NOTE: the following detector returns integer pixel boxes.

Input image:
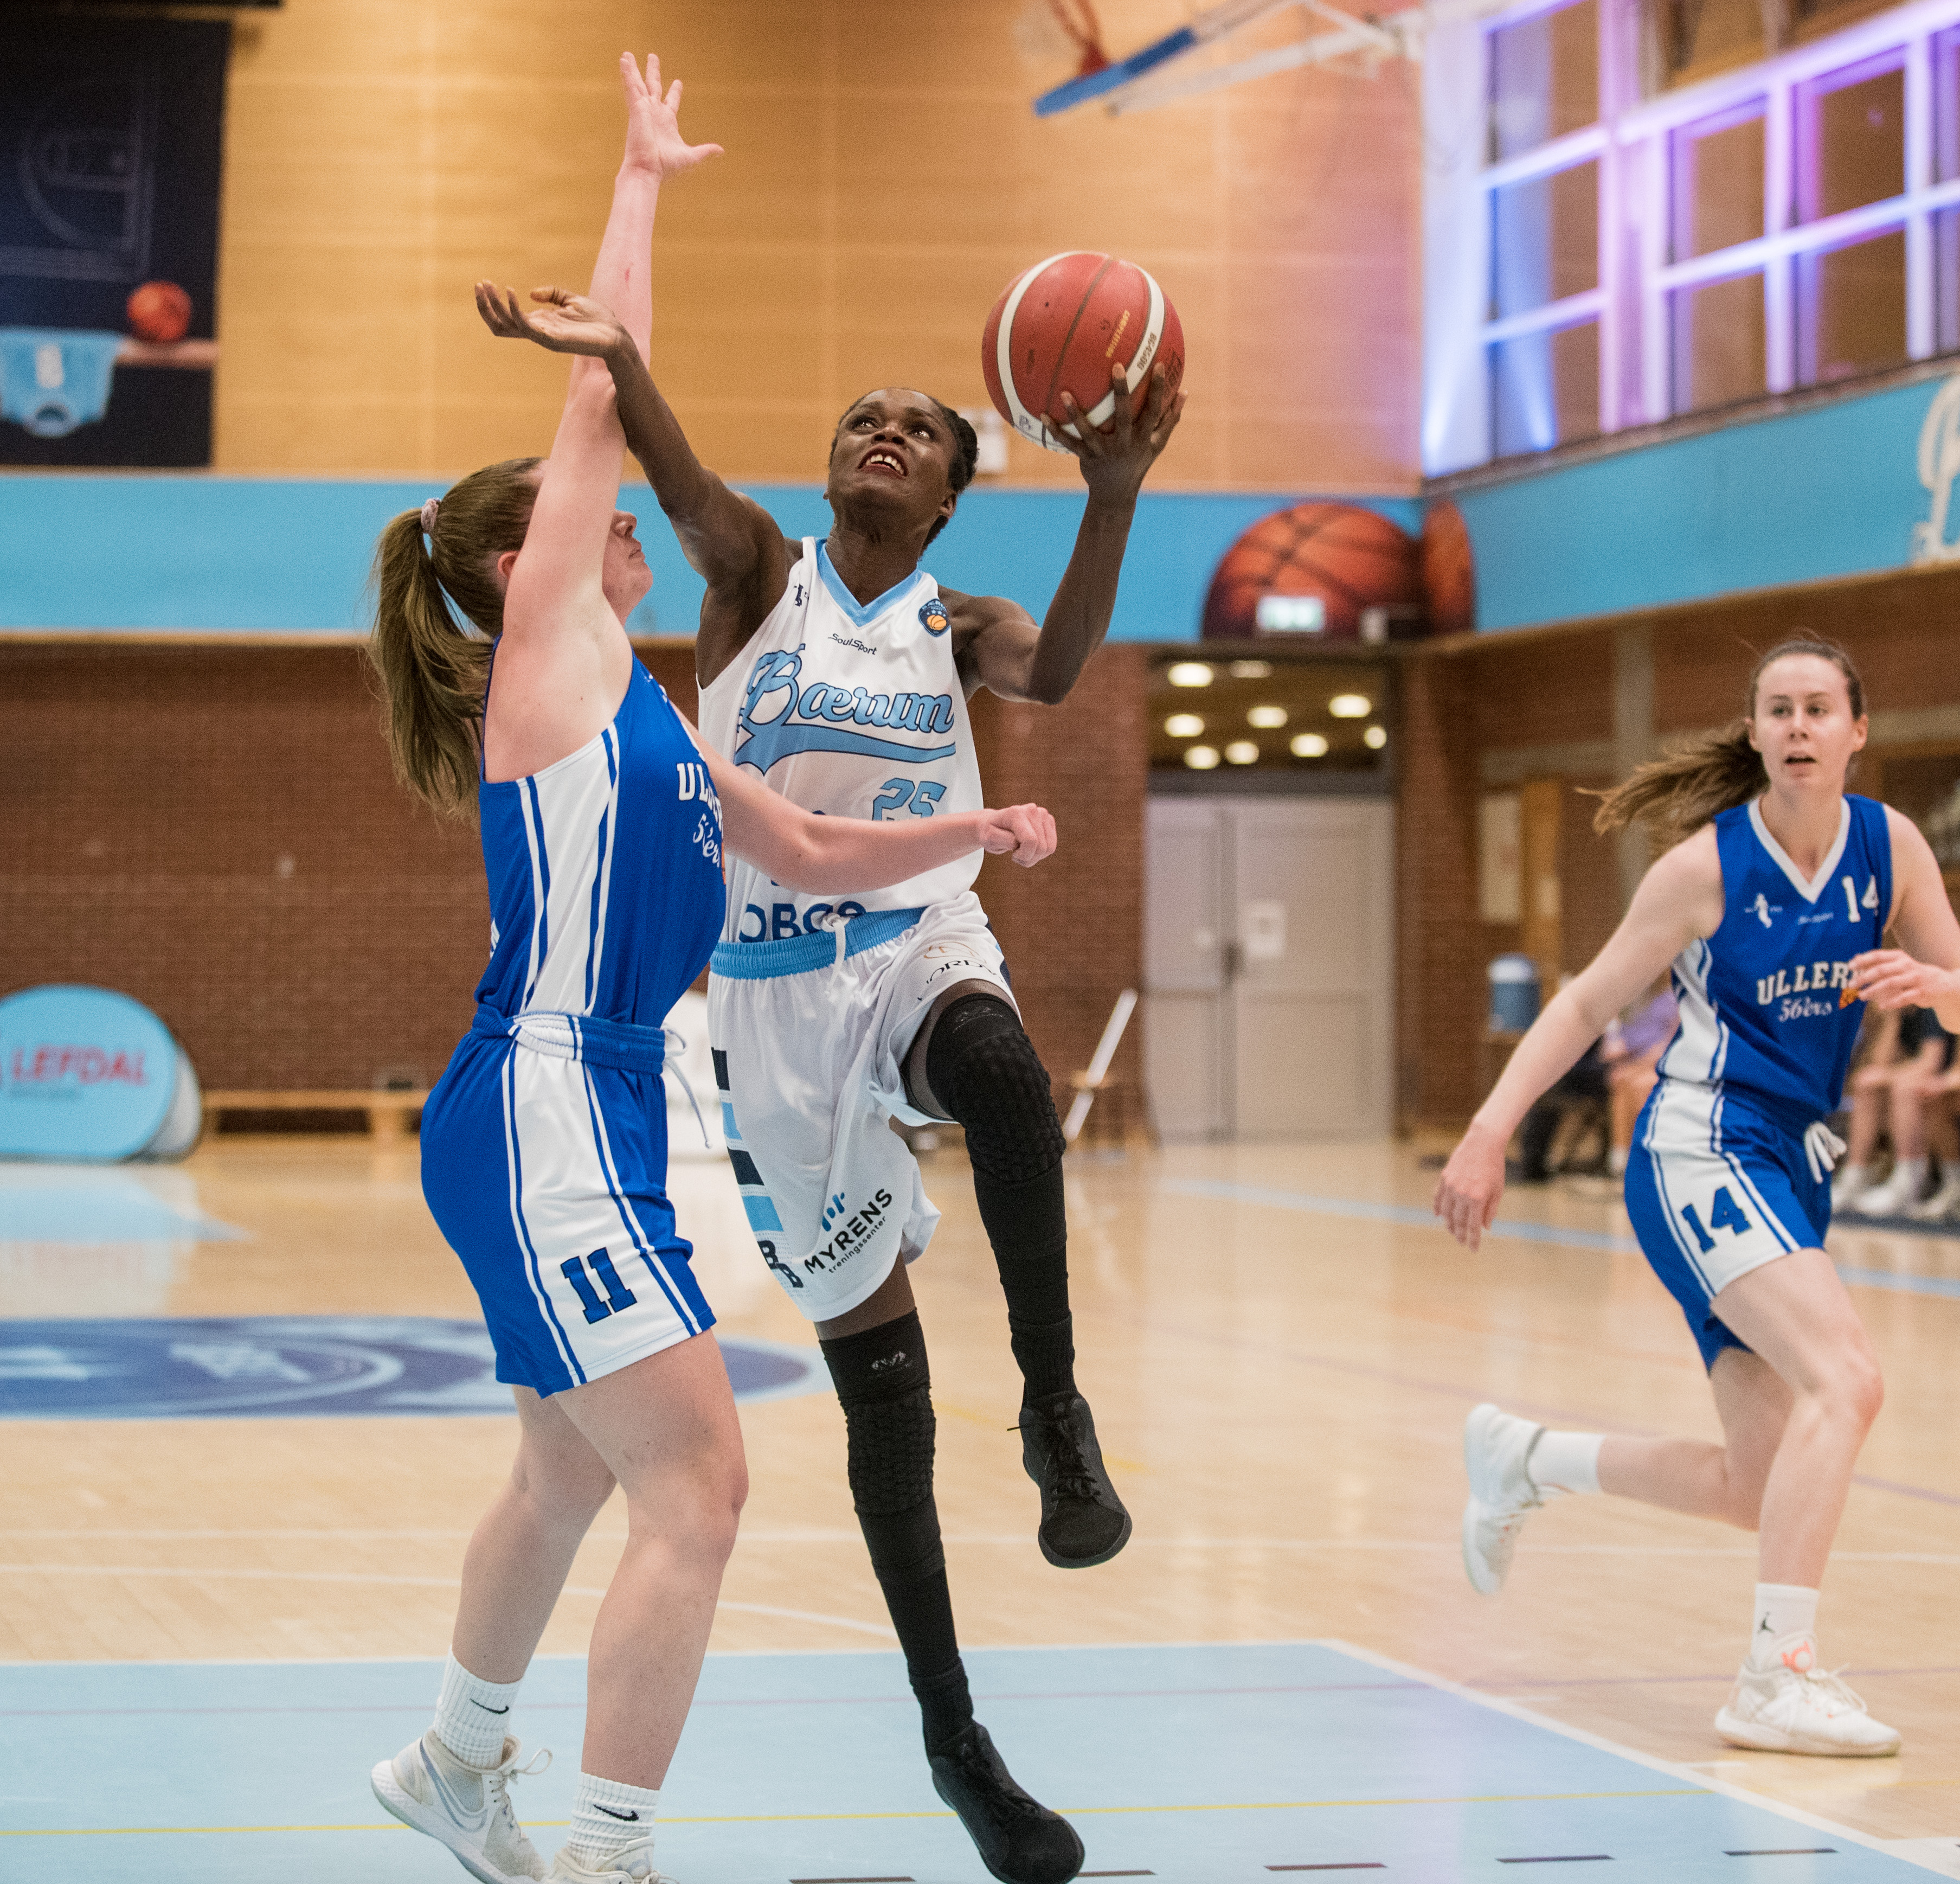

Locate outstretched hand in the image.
[1432,1120,1507,1252]
[618,52,723,181]
[474,283,629,358]
[979,804,1058,868]
[1052,360,1187,504]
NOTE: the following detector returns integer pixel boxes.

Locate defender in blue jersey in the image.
[356,57,1056,1884]
[1435,640,1960,1760]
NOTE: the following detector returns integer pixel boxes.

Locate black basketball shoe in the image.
[929,1722,1085,1884]
[1019,1390,1132,1568]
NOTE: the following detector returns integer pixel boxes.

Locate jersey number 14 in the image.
[1842,875,1879,920]
[1680,1185,1752,1254]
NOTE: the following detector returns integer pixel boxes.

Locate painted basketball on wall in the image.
[1201,502,1423,642]
[1422,498,1476,638]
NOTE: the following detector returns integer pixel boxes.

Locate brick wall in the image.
[1395,652,1482,1126]
[969,644,1149,1111]
[2,638,1144,1110]
[3,643,486,1091]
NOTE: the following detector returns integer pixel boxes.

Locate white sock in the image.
[1890,1157,1927,1195]
[569,1772,661,1872]
[1837,1161,1868,1189]
[432,1653,522,1769]
[1747,1582,1819,1670]
[1527,1430,1603,1496]
[1608,1146,1628,1176]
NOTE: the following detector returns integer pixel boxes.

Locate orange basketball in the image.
[1421,499,1476,638]
[1202,503,1422,642]
[981,251,1183,454]
[127,280,192,344]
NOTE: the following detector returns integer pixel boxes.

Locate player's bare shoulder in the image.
[940,585,1037,687]
[1644,822,1728,938]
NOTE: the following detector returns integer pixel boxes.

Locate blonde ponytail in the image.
[365,457,541,816]
[1591,636,1865,847]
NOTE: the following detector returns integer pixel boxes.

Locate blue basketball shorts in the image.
[1624,1079,1829,1370]
[420,1031,714,1398]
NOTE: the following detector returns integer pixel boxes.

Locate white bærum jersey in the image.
[697,537,985,943]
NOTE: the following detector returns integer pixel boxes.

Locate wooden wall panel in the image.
[214,2,1421,492]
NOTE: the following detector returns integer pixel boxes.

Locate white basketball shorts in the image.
[705,890,1014,1321]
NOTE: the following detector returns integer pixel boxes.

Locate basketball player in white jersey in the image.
[479,268,1181,1883]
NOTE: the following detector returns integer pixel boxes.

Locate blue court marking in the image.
[0,1317,824,1418]
[1158,1178,1642,1253]
[0,1166,244,1243]
[0,1642,1917,1882]
[1159,1179,1960,1301]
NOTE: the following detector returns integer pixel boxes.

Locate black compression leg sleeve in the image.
[820,1311,974,1752]
[926,995,1076,1402]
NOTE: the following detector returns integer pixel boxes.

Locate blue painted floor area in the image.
[0,1642,1915,1882]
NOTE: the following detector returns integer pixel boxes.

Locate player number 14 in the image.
[1842,875,1879,920]
[1680,1185,1752,1254]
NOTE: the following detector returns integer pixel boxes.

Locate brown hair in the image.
[1591,637,1866,845]
[367,457,541,815]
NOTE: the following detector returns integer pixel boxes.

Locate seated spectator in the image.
[1514,1034,1609,1184]
[1599,981,1679,1177]
[1841,1006,1957,1216]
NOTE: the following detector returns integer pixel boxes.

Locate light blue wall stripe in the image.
[0,475,1421,642]
[1455,374,1951,633]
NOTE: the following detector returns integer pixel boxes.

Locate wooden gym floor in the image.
[2,1132,1957,1878]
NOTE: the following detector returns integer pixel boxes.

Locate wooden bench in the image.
[202,1090,430,1142]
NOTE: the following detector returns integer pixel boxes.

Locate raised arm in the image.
[497,55,718,642]
[695,737,1055,894]
[474,287,792,640]
[956,360,1185,706]
[1434,829,1725,1249]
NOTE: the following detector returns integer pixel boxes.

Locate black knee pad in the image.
[924,995,1064,1186]
[821,1311,938,1521]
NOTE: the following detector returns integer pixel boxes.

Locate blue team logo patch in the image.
[919,598,950,636]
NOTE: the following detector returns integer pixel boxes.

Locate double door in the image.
[1144,797,1394,1142]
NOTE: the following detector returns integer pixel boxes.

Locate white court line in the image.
[1327,1639,1943,1876]
[0,1565,895,1639]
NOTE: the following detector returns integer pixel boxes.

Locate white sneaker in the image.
[1850,1170,1922,1217]
[1461,1402,1546,1595]
[547,1841,678,1883]
[1908,1173,1960,1221]
[1715,1640,1902,1757]
[1830,1164,1872,1212]
[371,1731,550,1883]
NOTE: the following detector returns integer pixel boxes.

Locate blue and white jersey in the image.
[475,659,726,1027]
[1658,794,1892,1122]
[696,537,984,942]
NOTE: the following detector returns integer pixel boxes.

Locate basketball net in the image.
[1015,0,1111,76]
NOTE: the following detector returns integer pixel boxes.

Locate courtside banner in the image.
[0,985,179,1161]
